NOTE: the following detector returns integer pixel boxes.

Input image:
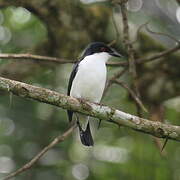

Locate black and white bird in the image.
[67,42,122,146]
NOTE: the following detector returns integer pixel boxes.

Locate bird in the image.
[67,42,122,146]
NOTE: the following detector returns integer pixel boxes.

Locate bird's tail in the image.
[77,121,94,146]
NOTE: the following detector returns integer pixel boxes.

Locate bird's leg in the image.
[77,98,103,129]
[69,114,76,127]
[75,113,79,124]
[75,113,83,131]
[97,119,102,129]
[94,102,107,130]
[77,98,87,104]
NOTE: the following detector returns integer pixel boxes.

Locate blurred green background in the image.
[0,0,180,179]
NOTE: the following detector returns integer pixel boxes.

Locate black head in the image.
[82,42,122,58]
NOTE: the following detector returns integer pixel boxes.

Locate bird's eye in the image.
[100,47,106,52]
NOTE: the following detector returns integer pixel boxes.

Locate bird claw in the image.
[77,98,87,104]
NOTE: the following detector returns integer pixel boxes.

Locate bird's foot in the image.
[77,98,87,103]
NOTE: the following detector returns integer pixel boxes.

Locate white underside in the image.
[70,52,110,103]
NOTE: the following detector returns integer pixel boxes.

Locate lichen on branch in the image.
[0,76,180,142]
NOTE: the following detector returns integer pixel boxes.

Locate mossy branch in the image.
[0,76,180,142]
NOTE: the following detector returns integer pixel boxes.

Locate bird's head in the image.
[81,42,122,60]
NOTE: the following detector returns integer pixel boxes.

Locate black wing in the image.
[67,61,80,122]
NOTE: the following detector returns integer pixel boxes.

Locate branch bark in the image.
[0,53,74,64]
[119,1,136,76]
[0,76,180,141]
[0,42,179,67]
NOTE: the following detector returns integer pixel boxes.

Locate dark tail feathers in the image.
[77,121,94,146]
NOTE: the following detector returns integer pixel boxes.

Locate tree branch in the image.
[109,43,180,66]
[119,1,145,117]
[2,124,76,180]
[119,1,137,76]
[0,52,126,67]
[103,67,128,96]
[0,53,74,64]
[0,76,180,141]
[108,8,121,46]
[112,79,147,112]
[137,43,180,64]
[0,42,179,67]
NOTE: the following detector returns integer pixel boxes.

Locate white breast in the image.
[70,53,109,103]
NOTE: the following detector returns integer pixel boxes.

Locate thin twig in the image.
[107,42,180,65]
[119,1,136,76]
[145,24,180,44]
[113,79,148,112]
[103,67,128,97]
[0,53,75,64]
[0,52,127,66]
[131,21,150,45]
[3,124,77,180]
[0,44,179,68]
[119,1,144,117]
[137,43,180,64]
[108,8,120,46]
[107,61,128,66]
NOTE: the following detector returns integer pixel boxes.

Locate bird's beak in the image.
[110,50,122,58]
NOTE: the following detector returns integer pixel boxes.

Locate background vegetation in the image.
[0,0,180,179]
